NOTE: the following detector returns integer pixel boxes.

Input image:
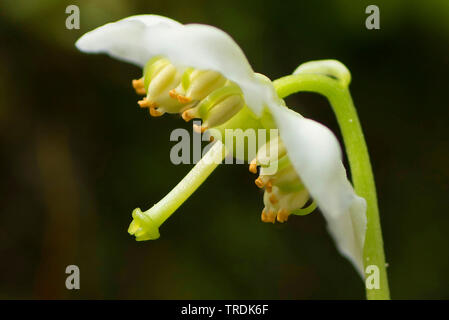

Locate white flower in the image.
[76,15,367,276]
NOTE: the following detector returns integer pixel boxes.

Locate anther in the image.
[177,95,192,104]
[168,89,177,99]
[193,124,208,133]
[149,106,164,117]
[261,209,268,223]
[181,109,195,122]
[169,89,192,104]
[276,209,289,223]
[261,209,276,223]
[138,97,157,109]
[249,159,258,174]
[266,210,276,223]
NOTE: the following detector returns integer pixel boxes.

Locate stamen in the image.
[255,177,265,188]
[132,78,146,95]
[276,209,289,223]
[249,159,258,174]
[261,209,268,222]
[132,78,146,94]
[138,97,157,108]
[168,89,178,99]
[177,95,192,104]
[264,210,275,223]
[149,106,164,117]
[181,109,195,122]
[193,123,208,133]
[169,89,192,104]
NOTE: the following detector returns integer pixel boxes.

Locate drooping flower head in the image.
[76,15,367,276]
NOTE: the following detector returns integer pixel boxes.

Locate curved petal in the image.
[271,105,367,276]
[76,15,279,116]
[75,15,182,67]
[141,23,275,115]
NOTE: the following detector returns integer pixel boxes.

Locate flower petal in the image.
[76,15,279,115]
[271,105,367,276]
[75,15,182,67]
[141,23,280,116]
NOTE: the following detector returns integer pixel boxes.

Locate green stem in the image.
[273,73,390,300]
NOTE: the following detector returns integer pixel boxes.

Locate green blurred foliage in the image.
[0,0,448,299]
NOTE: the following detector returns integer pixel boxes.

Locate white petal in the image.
[76,16,278,115]
[271,105,367,276]
[75,15,181,67]
[142,23,280,115]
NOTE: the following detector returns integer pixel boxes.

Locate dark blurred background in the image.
[0,0,448,299]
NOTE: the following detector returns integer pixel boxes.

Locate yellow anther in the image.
[249,159,258,174]
[181,109,195,122]
[138,97,157,108]
[169,89,192,104]
[262,210,275,223]
[168,89,178,99]
[276,209,289,223]
[132,78,146,95]
[255,177,265,189]
[177,95,192,104]
[149,106,164,117]
[261,209,268,223]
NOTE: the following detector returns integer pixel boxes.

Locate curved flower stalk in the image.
[76,15,371,283]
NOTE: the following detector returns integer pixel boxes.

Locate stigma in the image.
[132,56,245,131]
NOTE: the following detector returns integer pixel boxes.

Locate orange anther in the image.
[249,159,258,174]
[149,107,163,117]
[276,209,289,223]
[176,95,192,104]
[255,177,265,189]
[132,79,146,95]
[169,89,178,99]
[182,110,194,122]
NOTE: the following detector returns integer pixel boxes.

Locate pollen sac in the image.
[134,56,190,116]
[171,69,227,103]
[251,137,314,223]
[132,56,246,132]
[262,186,309,223]
[184,82,245,128]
